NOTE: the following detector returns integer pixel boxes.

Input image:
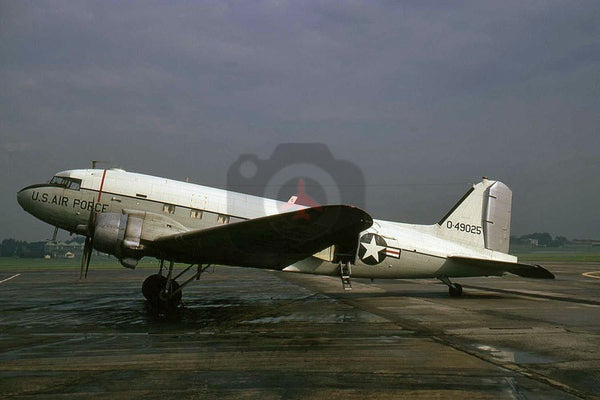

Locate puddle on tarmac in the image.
[241,311,388,324]
[241,313,354,324]
[474,344,555,364]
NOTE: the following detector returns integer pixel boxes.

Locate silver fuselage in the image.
[18,169,517,279]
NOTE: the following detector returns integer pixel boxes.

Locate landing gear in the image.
[448,283,463,297]
[438,276,463,297]
[142,274,182,310]
[142,260,212,316]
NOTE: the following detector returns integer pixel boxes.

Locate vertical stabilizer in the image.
[437,179,512,253]
[482,181,512,253]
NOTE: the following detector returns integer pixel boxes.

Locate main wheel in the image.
[449,283,463,297]
[142,274,182,309]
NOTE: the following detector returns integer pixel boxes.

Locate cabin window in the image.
[190,209,203,219]
[163,204,176,214]
[217,214,230,224]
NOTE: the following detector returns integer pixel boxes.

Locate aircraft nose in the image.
[17,186,33,212]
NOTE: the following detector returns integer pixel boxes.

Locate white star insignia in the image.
[361,236,386,263]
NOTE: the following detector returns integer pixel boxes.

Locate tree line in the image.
[0,237,86,258]
[510,233,569,247]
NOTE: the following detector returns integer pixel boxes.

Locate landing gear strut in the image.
[339,261,352,291]
[438,276,463,297]
[142,260,212,314]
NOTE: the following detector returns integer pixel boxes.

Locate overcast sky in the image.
[1,1,599,241]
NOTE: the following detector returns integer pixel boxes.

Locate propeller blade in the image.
[79,208,97,280]
[79,235,93,280]
[84,237,93,278]
[79,241,87,280]
[79,255,84,280]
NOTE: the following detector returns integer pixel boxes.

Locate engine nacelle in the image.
[93,213,144,268]
[92,210,189,268]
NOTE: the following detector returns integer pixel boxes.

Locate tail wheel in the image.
[142,274,182,309]
[449,283,463,297]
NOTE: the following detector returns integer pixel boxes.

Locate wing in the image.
[448,256,555,279]
[151,205,373,269]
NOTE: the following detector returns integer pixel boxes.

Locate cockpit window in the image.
[49,176,81,191]
[67,179,81,190]
[49,176,68,186]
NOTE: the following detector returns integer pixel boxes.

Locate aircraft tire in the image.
[142,274,182,309]
[449,283,463,297]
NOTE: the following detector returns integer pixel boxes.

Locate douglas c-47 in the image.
[17,169,554,312]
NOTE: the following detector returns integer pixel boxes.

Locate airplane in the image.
[17,168,554,311]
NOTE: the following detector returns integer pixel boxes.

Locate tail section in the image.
[437,178,512,253]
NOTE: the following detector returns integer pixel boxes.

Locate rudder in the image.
[437,178,512,253]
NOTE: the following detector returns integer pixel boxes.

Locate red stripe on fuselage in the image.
[91,169,108,224]
[97,169,108,202]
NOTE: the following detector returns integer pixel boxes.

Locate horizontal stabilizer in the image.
[449,256,555,279]
[152,205,373,269]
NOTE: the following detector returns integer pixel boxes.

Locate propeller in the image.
[79,167,108,280]
[79,167,106,280]
[80,235,93,279]
[79,207,96,280]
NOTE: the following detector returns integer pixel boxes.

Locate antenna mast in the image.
[91,160,109,169]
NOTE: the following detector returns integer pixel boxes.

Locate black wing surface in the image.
[448,256,555,279]
[151,205,373,269]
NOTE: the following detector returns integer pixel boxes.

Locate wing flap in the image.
[449,256,555,279]
[151,205,372,269]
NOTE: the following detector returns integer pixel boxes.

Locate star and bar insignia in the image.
[358,233,401,265]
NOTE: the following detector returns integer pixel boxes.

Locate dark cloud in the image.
[1,1,599,241]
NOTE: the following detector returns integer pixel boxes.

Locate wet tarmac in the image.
[1,262,599,399]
